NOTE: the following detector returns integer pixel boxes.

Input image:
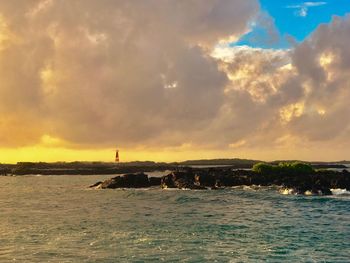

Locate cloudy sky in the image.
[0,0,350,163]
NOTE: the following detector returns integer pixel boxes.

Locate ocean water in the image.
[0,174,349,262]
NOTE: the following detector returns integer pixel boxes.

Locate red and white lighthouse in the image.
[115,149,119,162]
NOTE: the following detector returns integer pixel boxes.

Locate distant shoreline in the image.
[1,159,348,176]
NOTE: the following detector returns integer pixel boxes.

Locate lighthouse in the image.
[115,149,119,162]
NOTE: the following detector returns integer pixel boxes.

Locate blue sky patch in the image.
[235,0,350,49]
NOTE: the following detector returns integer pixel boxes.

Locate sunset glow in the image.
[1,1,350,163]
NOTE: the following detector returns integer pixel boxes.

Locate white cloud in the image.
[0,0,259,148]
[1,1,350,160]
[287,1,327,17]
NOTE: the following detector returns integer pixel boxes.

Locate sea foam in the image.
[330,188,350,195]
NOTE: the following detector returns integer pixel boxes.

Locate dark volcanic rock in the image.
[99,172,150,189]
[161,171,206,189]
[149,177,161,186]
[194,172,216,187]
[90,167,350,195]
[277,170,350,195]
[91,173,162,189]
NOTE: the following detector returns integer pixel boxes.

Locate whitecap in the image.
[279,188,296,195]
[331,188,350,195]
[243,185,254,191]
[242,185,262,191]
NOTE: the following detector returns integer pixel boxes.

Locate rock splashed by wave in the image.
[331,188,350,195]
[90,166,350,196]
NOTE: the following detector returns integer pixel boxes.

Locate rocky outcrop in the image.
[90,173,162,189]
[161,171,206,189]
[149,177,162,186]
[90,168,350,195]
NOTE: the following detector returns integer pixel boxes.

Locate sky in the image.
[238,0,350,48]
[0,0,350,163]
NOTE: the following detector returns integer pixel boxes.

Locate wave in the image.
[330,188,350,195]
[242,185,262,191]
[279,188,318,196]
[279,188,297,195]
[279,187,350,196]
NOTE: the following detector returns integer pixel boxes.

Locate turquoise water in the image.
[0,175,349,262]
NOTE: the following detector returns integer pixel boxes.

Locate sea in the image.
[0,173,349,262]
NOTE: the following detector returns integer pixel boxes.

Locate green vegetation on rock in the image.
[252,162,314,175]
